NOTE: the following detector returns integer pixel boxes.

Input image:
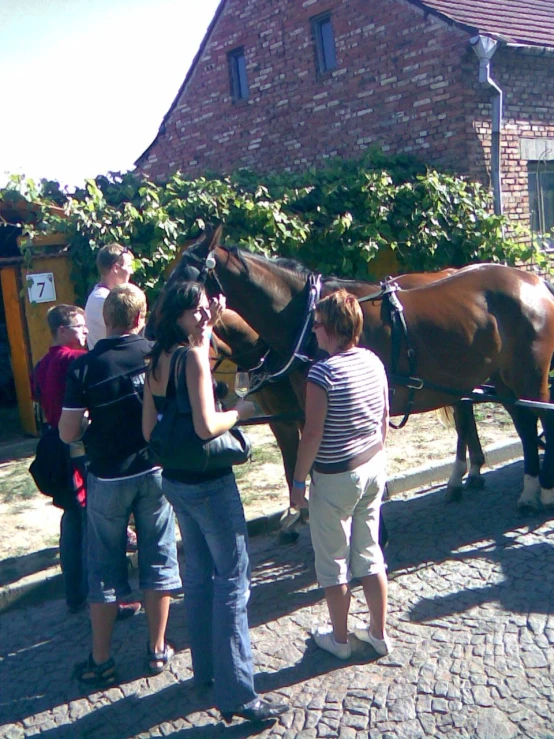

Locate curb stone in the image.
[0,438,523,613]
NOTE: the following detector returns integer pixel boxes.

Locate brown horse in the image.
[148,256,486,501]
[172,229,554,512]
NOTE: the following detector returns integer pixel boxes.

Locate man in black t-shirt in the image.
[60,285,181,686]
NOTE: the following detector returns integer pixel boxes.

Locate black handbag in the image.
[149,347,251,472]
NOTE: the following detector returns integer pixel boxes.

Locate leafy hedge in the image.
[1,152,538,306]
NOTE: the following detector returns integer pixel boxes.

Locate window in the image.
[528,161,554,245]
[228,47,249,101]
[312,13,337,75]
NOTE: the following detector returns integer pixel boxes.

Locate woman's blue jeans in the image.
[162,473,259,714]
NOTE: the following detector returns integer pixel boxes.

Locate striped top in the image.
[308,347,388,465]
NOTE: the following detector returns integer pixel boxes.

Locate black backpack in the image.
[29,428,77,510]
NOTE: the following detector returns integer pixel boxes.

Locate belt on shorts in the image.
[312,444,378,475]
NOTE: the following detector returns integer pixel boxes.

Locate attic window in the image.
[228,47,249,102]
[312,13,337,75]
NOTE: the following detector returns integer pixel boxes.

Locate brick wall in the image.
[472,48,554,230]
[138,0,476,177]
[137,0,554,236]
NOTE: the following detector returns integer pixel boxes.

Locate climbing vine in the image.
[0,152,539,307]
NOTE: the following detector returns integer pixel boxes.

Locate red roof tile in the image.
[414,0,554,48]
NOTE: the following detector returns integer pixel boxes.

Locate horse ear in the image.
[210,224,224,251]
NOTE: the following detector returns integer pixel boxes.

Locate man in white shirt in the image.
[85,244,136,349]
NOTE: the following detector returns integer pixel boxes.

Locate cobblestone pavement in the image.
[1,459,554,738]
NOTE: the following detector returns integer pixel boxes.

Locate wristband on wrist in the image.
[292,478,306,488]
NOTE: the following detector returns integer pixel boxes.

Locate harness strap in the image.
[385,287,419,430]
[249,273,322,394]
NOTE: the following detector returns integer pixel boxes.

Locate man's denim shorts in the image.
[87,469,182,603]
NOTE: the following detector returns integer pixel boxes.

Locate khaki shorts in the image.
[309,450,386,588]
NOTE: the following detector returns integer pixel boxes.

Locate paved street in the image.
[1,459,553,738]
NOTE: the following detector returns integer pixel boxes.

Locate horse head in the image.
[162,226,313,361]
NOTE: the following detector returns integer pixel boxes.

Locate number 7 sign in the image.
[26,273,57,304]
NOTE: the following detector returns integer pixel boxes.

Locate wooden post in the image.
[1,268,36,435]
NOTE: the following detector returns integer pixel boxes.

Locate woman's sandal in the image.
[74,654,117,686]
[147,642,175,675]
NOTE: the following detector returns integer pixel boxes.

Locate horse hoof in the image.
[540,488,554,508]
[445,486,463,503]
[466,475,485,490]
[278,529,300,546]
[517,502,540,515]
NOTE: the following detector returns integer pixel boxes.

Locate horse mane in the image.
[232,248,312,278]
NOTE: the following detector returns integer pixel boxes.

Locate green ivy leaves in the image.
[1,153,540,309]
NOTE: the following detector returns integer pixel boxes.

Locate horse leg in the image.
[539,410,554,507]
[446,401,485,502]
[502,404,541,511]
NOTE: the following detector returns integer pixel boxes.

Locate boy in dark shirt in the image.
[60,285,181,685]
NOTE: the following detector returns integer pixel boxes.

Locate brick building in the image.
[136,0,554,239]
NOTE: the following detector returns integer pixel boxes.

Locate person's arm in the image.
[142,376,158,442]
[59,408,86,443]
[59,361,88,443]
[186,346,254,439]
[291,381,328,508]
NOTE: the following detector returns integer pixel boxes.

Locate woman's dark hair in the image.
[148,280,206,377]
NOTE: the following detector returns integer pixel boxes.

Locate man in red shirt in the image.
[32,305,89,612]
[32,305,141,619]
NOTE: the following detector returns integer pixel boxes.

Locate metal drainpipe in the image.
[470,35,503,216]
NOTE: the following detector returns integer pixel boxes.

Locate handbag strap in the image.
[166,345,218,413]
[165,347,186,398]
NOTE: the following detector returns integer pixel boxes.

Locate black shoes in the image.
[221,699,289,724]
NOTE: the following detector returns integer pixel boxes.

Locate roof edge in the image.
[407,0,554,51]
[403,0,480,38]
[504,42,554,55]
[135,0,229,169]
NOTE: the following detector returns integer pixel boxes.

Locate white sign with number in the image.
[27,273,57,304]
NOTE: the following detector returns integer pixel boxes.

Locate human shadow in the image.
[24,635,381,739]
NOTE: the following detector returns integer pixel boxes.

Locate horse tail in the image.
[436,406,455,429]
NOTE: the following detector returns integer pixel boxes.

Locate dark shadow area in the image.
[409,540,554,622]
[0,406,27,446]
[0,547,60,588]
[384,459,553,574]
[380,459,554,620]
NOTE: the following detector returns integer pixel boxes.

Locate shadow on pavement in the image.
[381,459,554,620]
[2,458,553,733]
[9,642,377,739]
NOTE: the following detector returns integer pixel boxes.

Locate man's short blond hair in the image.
[96,243,129,276]
[103,284,146,331]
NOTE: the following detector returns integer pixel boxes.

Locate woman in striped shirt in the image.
[292,289,391,660]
